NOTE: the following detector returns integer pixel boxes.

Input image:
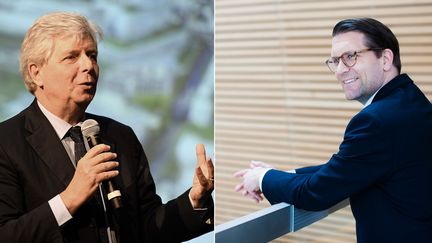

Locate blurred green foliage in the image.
[104,23,181,49]
[131,93,172,114]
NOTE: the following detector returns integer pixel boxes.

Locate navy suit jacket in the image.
[0,100,213,243]
[262,74,432,243]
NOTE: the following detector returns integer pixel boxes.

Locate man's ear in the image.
[28,63,43,87]
[382,49,394,72]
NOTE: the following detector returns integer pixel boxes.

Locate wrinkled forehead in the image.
[46,33,98,57]
[55,32,98,47]
[331,31,366,57]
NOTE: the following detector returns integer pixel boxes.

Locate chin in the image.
[344,94,357,101]
[76,95,94,107]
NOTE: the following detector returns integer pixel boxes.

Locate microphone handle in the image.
[86,134,122,209]
[106,181,122,209]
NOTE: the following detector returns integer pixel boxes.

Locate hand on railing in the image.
[234,160,273,203]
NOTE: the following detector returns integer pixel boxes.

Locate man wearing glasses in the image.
[235,18,432,242]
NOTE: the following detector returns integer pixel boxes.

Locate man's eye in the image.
[346,53,356,60]
[65,55,76,60]
[90,54,98,61]
[330,58,339,64]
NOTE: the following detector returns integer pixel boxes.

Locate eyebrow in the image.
[330,50,355,59]
[62,48,98,56]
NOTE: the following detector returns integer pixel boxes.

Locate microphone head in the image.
[81,119,100,137]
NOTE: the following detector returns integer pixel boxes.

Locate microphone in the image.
[81,119,122,209]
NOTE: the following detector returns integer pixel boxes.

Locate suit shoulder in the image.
[346,109,383,135]
[85,113,135,135]
[0,108,27,126]
[368,83,431,121]
[0,110,27,141]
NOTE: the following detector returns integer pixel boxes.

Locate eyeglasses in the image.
[325,48,383,72]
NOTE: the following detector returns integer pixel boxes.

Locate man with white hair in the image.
[0,12,214,243]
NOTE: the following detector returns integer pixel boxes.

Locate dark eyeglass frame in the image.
[325,48,383,72]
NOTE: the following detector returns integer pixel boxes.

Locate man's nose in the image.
[79,54,94,72]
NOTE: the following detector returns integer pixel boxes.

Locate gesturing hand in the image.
[189,144,214,209]
[60,144,119,214]
[234,160,273,203]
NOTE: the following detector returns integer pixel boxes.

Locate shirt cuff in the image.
[185,190,214,225]
[188,193,208,211]
[48,194,72,226]
[259,168,272,192]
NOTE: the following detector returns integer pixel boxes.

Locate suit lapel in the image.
[24,100,75,188]
[372,74,412,103]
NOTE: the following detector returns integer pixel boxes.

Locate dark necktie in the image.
[68,126,86,164]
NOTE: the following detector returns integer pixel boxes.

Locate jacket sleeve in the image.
[0,144,62,243]
[262,111,395,211]
[295,164,323,174]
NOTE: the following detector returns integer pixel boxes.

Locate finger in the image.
[83,144,111,159]
[245,183,259,193]
[243,191,260,203]
[97,170,119,183]
[195,166,209,188]
[92,161,119,174]
[233,169,249,178]
[205,157,214,179]
[235,183,244,192]
[95,151,117,162]
[245,189,262,200]
[257,194,264,201]
[195,144,210,179]
[251,193,263,201]
[87,152,117,166]
[250,160,269,168]
[250,160,262,167]
[245,191,257,203]
[196,144,206,167]
[248,191,264,202]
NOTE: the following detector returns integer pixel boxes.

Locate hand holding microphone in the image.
[59,119,121,215]
[81,119,122,209]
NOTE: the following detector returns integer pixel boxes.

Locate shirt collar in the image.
[364,86,382,108]
[37,101,81,139]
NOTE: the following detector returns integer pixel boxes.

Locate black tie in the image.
[68,126,86,164]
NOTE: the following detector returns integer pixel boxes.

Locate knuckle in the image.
[106,152,115,160]
[86,173,96,184]
[102,153,110,160]
[106,163,114,170]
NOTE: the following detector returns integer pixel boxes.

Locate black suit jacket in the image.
[0,100,213,243]
[262,74,432,243]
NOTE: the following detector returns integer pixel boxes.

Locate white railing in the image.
[215,199,349,243]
